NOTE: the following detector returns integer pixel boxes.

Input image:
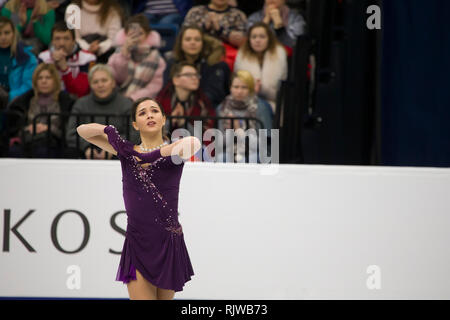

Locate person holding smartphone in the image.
[108,14,166,101]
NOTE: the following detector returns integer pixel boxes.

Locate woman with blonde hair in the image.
[234,21,287,113]
[216,69,273,163]
[0,16,37,103]
[1,0,55,54]
[7,63,75,158]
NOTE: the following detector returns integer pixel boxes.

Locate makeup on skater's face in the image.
[135,100,166,133]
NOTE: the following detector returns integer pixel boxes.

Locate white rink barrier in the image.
[1,159,450,299]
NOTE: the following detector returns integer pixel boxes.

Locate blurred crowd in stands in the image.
[0,0,306,162]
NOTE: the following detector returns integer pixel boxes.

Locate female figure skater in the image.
[76,97,200,300]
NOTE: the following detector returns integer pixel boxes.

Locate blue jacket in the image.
[8,43,37,103]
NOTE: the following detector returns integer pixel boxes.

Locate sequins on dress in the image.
[104,125,194,292]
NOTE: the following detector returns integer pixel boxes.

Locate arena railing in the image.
[1,111,266,162]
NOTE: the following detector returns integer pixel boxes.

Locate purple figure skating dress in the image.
[104,125,194,292]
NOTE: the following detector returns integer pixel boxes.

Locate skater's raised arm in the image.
[76,123,117,156]
[161,136,202,160]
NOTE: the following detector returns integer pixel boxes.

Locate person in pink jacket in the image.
[107,14,166,102]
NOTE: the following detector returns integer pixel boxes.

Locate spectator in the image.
[164,25,230,108]
[234,22,287,113]
[247,0,305,50]
[137,0,193,25]
[216,70,273,163]
[0,16,37,103]
[217,70,272,132]
[108,14,166,101]
[183,0,246,48]
[38,21,96,98]
[71,0,122,63]
[1,0,55,55]
[7,63,75,158]
[65,64,136,159]
[156,61,216,136]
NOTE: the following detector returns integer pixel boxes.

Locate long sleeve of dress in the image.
[104,124,163,164]
[104,124,129,156]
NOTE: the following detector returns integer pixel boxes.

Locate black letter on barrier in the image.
[51,210,90,254]
[109,211,126,254]
[3,209,36,252]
